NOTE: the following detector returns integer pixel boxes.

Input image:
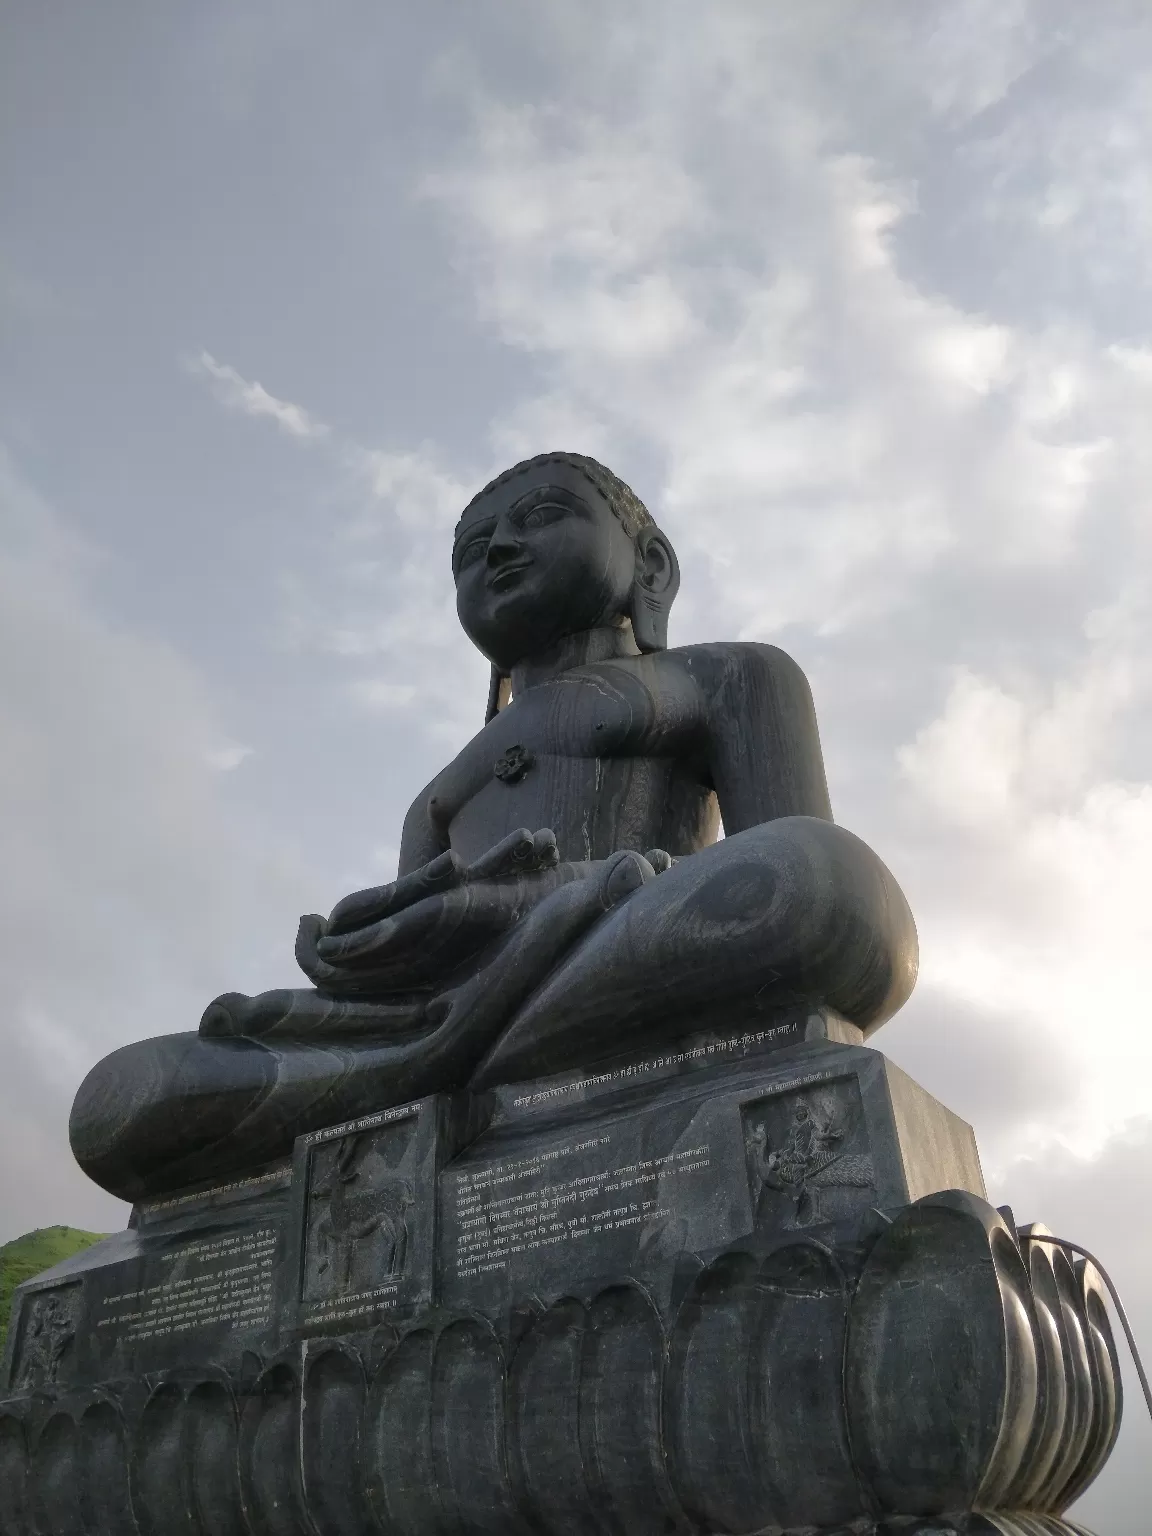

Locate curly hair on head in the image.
[457,452,654,541]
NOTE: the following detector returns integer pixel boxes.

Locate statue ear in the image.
[631,526,680,653]
[485,665,512,724]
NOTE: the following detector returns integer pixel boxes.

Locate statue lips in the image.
[488,560,532,593]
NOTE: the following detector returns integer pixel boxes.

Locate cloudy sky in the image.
[4,2,1152,1525]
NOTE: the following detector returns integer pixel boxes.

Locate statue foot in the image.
[199,989,427,1041]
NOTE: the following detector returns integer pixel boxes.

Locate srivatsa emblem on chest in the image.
[493,743,535,785]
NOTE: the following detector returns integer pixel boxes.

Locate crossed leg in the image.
[69,818,915,1203]
[472,815,917,1086]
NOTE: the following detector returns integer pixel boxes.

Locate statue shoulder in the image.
[665,640,816,698]
[666,641,831,822]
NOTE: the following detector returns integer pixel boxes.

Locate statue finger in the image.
[466,826,559,881]
[533,828,560,867]
[465,827,535,880]
[315,893,455,966]
[327,849,464,935]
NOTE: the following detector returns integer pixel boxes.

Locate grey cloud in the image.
[0,452,317,1237]
[880,986,1080,1164]
[5,5,1152,1524]
[995,1121,1152,1536]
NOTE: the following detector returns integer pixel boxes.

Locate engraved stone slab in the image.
[4,1219,283,1390]
[91,1224,278,1349]
[280,1094,481,1338]
[6,1282,83,1394]
[1,1034,983,1397]
[437,1036,985,1320]
[439,1112,724,1313]
[742,1074,875,1230]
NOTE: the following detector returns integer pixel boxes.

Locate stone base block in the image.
[0,1024,1122,1534]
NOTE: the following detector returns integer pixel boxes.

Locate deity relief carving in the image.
[744,1085,874,1227]
[13,1285,80,1391]
[304,1123,417,1301]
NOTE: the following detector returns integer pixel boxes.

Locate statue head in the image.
[453,453,679,709]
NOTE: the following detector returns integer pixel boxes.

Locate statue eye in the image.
[456,536,488,569]
[519,507,544,530]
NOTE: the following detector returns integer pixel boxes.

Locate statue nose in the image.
[486,515,524,568]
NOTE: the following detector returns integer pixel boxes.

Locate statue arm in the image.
[397,783,450,875]
[700,643,833,832]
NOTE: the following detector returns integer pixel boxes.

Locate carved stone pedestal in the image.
[0,1019,1121,1534]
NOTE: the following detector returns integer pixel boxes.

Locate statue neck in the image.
[509,624,639,696]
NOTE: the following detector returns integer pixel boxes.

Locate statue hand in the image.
[464,826,559,880]
[299,829,567,994]
[326,849,466,936]
[325,828,558,937]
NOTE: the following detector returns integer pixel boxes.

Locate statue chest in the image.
[424,664,711,861]
[443,752,710,863]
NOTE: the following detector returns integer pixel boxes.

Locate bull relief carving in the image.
[304,1124,416,1301]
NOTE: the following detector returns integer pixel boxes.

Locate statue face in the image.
[454,462,637,671]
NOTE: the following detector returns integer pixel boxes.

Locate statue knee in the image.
[747,815,918,1031]
[70,1033,274,1203]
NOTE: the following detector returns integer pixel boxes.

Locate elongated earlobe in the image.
[631,527,680,653]
[485,666,512,724]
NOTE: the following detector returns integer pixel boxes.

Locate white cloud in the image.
[888,602,1152,1164]
[189,349,330,441]
[274,444,490,749]
[168,6,1152,1193]
[899,638,1139,831]
[205,742,255,771]
[9,3,1152,1523]
[347,678,418,710]
[420,25,1147,649]
[0,448,313,1235]
[406,3,1152,1186]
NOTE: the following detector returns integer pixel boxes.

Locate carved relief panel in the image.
[9,1282,82,1392]
[742,1077,875,1230]
[303,1118,420,1303]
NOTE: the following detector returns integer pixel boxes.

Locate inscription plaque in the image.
[92,1226,277,1346]
[3,1218,284,1390]
[438,1090,748,1313]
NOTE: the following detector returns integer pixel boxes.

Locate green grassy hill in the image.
[0,1226,106,1355]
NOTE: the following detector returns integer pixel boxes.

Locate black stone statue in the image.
[9,454,1120,1536]
[72,452,916,1201]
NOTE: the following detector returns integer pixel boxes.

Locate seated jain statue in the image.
[71,453,917,1203]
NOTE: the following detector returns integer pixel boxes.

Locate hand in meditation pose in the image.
[71,453,917,1202]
